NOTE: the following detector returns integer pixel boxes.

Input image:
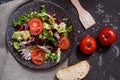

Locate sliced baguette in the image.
[56,60,90,80]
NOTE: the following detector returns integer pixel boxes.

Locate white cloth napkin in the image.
[0,0,68,80]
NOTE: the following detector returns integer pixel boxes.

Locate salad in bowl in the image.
[6,1,74,69]
[11,5,72,66]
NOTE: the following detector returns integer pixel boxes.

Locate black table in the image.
[50,0,120,80]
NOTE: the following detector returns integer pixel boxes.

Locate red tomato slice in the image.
[28,18,44,35]
[58,37,70,50]
[31,48,45,65]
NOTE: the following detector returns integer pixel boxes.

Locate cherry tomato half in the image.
[28,18,44,35]
[58,37,70,50]
[31,47,45,65]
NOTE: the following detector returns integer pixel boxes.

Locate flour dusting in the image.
[113,46,120,57]
[77,42,79,45]
[110,76,116,80]
[102,15,112,23]
[77,30,80,33]
[110,24,118,30]
[105,24,108,26]
[117,13,120,15]
[74,21,77,23]
[98,55,103,66]
[75,36,77,41]
[99,48,102,51]
[103,70,106,76]
[95,4,105,15]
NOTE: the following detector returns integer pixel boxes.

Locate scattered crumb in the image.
[96,4,104,8]
[92,54,95,57]
[77,30,80,33]
[103,70,106,76]
[74,21,77,23]
[113,46,120,57]
[105,24,108,26]
[110,75,116,80]
[95,28,99,32]
[95,57,98,60]
[102,15,112,23]
[92,27,95,30]
[99,48,102,51]
[110,24,118,30]
[77,42,79,45]
[75,36,77,41]
[110,58,114,63]
[98,55,103,66]
[117,13,120,15]
[97,22,100,25]
[95,4,105,15]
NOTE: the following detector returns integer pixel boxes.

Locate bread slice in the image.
[56,60,90,80]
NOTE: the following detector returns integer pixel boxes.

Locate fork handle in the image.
[71,0,85,13]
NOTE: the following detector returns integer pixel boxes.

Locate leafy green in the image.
[43,22,52,29]
[47,14,56,25]
[13,5,47,26]
[62,17,69,21]
[45,52,51,60]
[45,48,61,62]
[40,5,46,13]
[39,29,57,45]
[61,25,72,37]
[50,54,58,62]
[45,53,58,62]
[45,53,59,62]
[13,42,21,50]
[56,22,66,33]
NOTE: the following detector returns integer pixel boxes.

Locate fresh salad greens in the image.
[12,5,72,65]
[45,48,61,63]
[13,42,21,50]
[13,5,47,26]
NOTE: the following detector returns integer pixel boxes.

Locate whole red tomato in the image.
[98,28,117,46]
[79,36,97,55]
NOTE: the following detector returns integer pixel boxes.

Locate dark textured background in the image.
[48,0,120,80]
[1,0,120,80]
